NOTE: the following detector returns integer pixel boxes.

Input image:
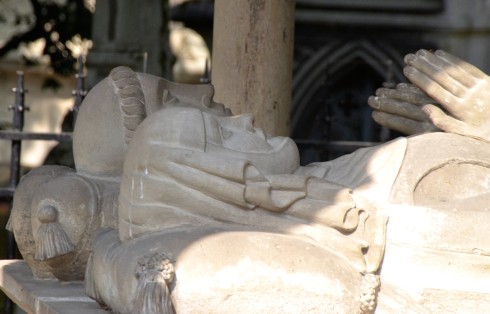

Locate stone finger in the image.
[418,50,477,86]
[406,50,467,97]
[404,66,462,117]
[375,87,391,97]
[388,88,434,106]
[396,83,434,102]
[422,104,474,136]
[370,96,427,121]
[372,111,434,135]
[435,50,487,81]
[396,83,422,93]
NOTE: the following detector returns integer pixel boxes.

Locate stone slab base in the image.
[0,260,109,314]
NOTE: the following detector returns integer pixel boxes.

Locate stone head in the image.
[126,104,300,175]
[73,66,229,179]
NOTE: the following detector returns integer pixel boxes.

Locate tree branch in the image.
[0,0,44,58]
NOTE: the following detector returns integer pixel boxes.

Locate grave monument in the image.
[4,50,490,313]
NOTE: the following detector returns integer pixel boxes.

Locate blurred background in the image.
[2,0,490,311]
[2,0,490,174]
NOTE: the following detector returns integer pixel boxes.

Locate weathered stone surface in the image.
[88,228,363,314]
[0,260,109,314]
[8,165,118,281]
[7,50,490,313]
[377,204,490,313]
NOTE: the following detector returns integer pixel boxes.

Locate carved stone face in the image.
[203,112,275,152]
[202,111,300,174]
[125,106,300,175]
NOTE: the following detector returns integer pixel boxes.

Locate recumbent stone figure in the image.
[8,50,490,313]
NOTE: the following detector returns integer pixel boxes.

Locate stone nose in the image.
[236,113,255,132]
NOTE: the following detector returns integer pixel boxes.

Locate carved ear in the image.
[34,205,75,261]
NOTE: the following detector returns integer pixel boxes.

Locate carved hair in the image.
[109,66,147,145]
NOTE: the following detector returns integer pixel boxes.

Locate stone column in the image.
[88,0,172,85]
[212,0,295,136]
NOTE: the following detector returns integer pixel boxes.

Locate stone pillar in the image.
[211,0,295,136]
[88,0,172,85]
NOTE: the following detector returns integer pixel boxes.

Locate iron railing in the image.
[0,58,86,314]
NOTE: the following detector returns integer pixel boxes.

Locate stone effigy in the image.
[7,50,490,313]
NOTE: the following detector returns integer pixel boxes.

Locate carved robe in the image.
[118,107,407,273]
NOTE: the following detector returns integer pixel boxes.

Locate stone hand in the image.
[404,49,490,142]
[368,83,439,135]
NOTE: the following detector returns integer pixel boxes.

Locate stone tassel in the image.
[359,273,381,314]
[34,205,74,261]
[135,253,175,314]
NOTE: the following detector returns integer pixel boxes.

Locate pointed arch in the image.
[291,40,405,132]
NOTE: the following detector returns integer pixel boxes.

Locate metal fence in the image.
[0,58,86,314]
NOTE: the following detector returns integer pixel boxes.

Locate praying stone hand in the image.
[371,49,490,142]
[368,83,439,135]
[403,49,490,142]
